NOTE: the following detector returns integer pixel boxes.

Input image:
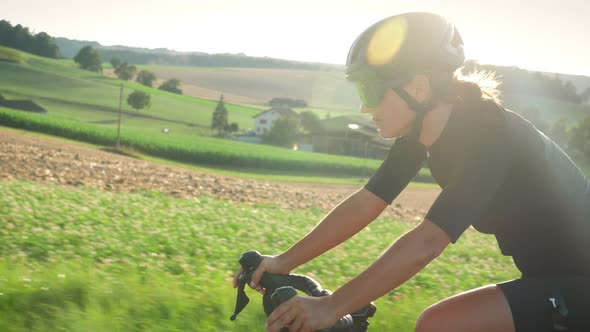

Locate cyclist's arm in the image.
[277,138,428,272]
[328,218,450,318]
[277,188,388,272]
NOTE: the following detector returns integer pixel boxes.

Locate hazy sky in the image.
[3,0,590,76]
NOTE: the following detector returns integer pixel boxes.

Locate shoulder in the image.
[454,99,506,123]
[450,99,511,139]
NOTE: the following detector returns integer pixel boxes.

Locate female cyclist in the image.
[233,12,590,332]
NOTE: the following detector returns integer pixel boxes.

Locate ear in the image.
[404,75,432,103]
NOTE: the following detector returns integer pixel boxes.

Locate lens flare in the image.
[367,16,408,66]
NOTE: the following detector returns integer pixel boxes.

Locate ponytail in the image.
[430,68,502,105]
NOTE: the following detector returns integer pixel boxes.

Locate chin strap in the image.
[392,87,436,142]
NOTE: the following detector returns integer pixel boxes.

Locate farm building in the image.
[253,107,299,135]
[310,115,394,159]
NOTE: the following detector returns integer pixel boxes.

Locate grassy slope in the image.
[0,53,262,136]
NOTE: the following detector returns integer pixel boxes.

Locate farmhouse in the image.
[253,107,299,135]
[310,115,394,159]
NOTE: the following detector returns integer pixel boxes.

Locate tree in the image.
[114,62,137,81]
[158,78,182,94]
[269,97,307,108]
[136,70,157,87]
[225,122,239,134]
[548,117,572,151]
[519,107,549,134]
[110,57,122,69]
[582,87,590,104]
[74,45,102,72]
[32,32,60,58]
[0,20,60,58]
[211,95,229,136]
[568,115,590,163]
[127,90,151,111]
[262,116,299,147]
[299,110,322,133]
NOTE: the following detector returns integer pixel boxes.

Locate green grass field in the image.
[0,180,519,331]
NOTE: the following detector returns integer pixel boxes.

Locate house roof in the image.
[253,107,298,118]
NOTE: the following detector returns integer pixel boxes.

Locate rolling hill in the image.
[0,50,266,136]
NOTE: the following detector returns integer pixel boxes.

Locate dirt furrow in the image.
[0,130,439,221]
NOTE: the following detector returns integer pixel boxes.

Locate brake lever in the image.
[230,250,263,320]
[230,272,250,321]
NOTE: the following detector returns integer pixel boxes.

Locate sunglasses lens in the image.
[354,81,382,108]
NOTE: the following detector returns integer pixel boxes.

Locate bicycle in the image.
[230,250,377,332]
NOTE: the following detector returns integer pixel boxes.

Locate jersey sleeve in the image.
[425,123,513,243]
[364,137,427,205]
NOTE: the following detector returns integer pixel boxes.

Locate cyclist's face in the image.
[361,87,415,139]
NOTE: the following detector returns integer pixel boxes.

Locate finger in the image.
[248,280,264,293]
[233,267,243,288]
[250,267,263,289]
[288,317,303,332]
[266,301,295,331]
[267,310,295,332]
[266,302,287,329]
[274,312,296,332]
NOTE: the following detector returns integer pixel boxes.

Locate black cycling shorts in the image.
[497,276,590,331]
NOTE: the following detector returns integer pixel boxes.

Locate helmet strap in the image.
[392,87,436,142]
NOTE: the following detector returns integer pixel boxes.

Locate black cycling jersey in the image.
[365,99,590,277]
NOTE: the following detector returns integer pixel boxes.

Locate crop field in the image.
[0,180,519,331]
[0,106,392,177]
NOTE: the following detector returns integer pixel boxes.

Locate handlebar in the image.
[230,251,377,332]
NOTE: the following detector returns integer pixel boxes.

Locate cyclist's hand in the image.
[250,255,290,293]
[265,295,338,332]
[232,255,289,294]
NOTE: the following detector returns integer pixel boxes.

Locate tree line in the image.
[74,46,183,94]
[94,49,343,71]
[0,20,60,58]
[516,105,590,172]
[53,37,342,71]
[463,60,589,104]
